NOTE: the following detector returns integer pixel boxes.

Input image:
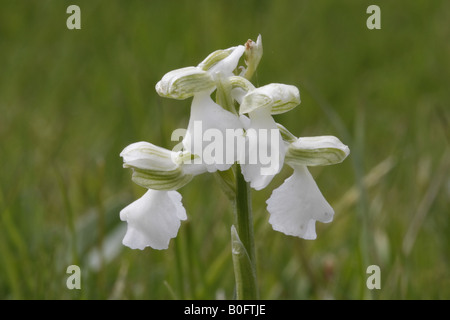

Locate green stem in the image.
[235,165,255,265]
[232,164,258,299]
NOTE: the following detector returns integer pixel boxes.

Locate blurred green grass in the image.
[0,0,449,299]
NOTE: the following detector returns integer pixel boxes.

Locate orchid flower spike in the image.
[120,35,350,254]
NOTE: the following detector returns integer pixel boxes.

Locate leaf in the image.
[231,225,258,300]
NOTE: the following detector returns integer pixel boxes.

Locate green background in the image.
[0,0,449,299]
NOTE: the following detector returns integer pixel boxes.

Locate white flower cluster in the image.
[120,36,349,250]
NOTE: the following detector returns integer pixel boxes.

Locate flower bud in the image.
[243,34,263,80]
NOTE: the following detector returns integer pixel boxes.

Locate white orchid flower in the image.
[120,142,205,250]
[155,45,245,100]
[266,135,350,239]
[237,83,300,190]
[156,46,247,172]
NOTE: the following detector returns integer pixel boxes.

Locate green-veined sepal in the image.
[121,142,193,190]
[285,136,350,167]
[155,66,215,100]
[239,83,300,115]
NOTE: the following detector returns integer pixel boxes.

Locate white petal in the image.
[266,165,334,239]
[120,189,186,250]
[240,107,285,190]
[183,92,244,172]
